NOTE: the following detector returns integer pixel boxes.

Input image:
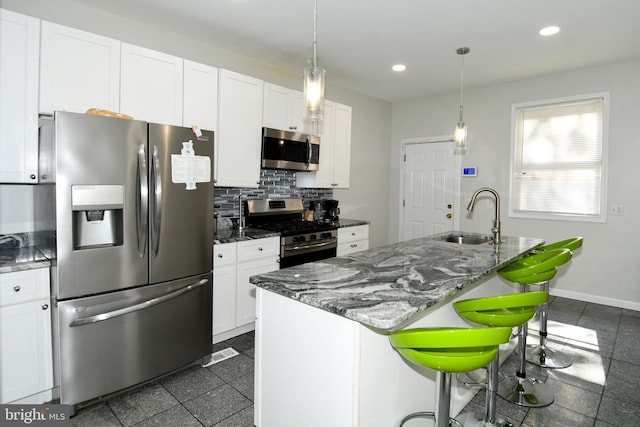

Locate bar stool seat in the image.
[526,237,584,368]
[454,291,549,427]
[495,248,572,408]
[390,327,512,427]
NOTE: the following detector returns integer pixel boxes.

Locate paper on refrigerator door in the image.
[171,141,211,190]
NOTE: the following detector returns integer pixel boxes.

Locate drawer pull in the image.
[258,247,263,252]
[13,285,21,292]
[42,304,49,310]
[351,244,358,248]
[217,254,223,258]
[351,232,356,236]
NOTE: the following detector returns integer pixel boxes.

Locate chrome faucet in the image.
[467,187,501,245]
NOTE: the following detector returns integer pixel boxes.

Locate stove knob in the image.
[294,236,306,243]
[310,234,317,241]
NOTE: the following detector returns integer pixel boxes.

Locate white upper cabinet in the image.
[0,9,40,183]
[39,22,120,115]
[216,69,264,188]
[332,102,353,188]
[263,83,307,132]
[120,43,183,125]
[183,60,218,132]
[297,100,352,188]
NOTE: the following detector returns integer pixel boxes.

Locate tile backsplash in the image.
[215,169,332,220]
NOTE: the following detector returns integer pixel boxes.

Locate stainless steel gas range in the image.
[245,199,337,268]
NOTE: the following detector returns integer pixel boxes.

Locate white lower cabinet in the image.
[212,237,279,343]
[337,225,370,256]
[0,268,53,404]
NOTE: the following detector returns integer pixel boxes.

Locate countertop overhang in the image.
[250,232,544,331]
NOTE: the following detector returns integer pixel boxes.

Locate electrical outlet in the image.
[609,205,624,216]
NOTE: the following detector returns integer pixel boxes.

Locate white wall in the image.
[391,59,640,310]
[1,0,392,248]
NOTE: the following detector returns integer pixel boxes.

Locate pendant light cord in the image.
[312,0,318,68]
[456,47,469,121]
[459,52,464,121]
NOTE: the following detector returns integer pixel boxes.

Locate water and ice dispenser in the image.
[72,185,124,249]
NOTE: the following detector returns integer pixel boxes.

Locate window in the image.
[509,93,608,222]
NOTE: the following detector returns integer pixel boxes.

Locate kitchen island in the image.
[250,232,544,427]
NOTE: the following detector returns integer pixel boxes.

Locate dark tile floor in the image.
[70,296,640,427]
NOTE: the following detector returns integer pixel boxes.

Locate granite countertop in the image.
[214,228,280,244]
[214,219,368,244]
[250,232,544,332]
[332,218,369,228]
[0,247,51,274]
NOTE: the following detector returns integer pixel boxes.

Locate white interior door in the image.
[402,139,458,241]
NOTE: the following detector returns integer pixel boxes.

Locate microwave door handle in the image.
[136,144,148,258]
[150,145,162,257]
[306,136,312,169]
[68,278,209,327]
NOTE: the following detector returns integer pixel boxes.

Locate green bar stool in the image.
[454,291,549,427]
[389,326,512,427]
[526,237,584,369]
[496,248,572,407]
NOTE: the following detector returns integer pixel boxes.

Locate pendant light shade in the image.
[304,0,325,122]
[304,66,325,121]
[454,47,470,154]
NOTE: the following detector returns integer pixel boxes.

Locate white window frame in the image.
[508,92,609,223]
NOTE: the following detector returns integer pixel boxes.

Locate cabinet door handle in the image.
[258,247,263,252]
[13,285,20,292]
[217,253,223,258]
[42,304,49,310]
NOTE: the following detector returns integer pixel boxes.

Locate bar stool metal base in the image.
[399,412,463,427]
[526,344,572,369]
[455,411,513,427]
[497,375,555,408]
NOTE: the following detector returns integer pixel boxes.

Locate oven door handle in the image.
[68,278,209,327]
[284,241,336,251]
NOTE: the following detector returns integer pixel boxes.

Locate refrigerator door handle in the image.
[137,144,148,257]
[68,278,209,327]
[151,145,163,257]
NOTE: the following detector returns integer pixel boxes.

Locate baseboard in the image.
[550,288,640,312]
[212,323,255,344]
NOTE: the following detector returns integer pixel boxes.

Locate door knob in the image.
[447,213,452,219]
[447,204,452,209]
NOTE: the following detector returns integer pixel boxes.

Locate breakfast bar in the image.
[250,232,544,427]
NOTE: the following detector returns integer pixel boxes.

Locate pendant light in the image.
[454,47,470,154]
[303,0,325,122]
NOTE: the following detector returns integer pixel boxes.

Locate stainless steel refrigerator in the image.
[35,111,214,408]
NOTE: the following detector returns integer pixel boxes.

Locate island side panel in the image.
[256,274,518,426]
[357,274,517,424]
[255,288,360,427]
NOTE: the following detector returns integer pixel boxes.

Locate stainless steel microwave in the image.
[261,127,320,171]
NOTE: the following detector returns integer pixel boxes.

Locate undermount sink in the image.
[436,233,493,245]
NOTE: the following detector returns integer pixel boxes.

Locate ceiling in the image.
[72,0,640,103]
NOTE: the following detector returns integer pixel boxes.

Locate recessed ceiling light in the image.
[539,26,560,36]
[392,64,406,72]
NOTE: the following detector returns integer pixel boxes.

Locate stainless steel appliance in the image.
[323,199,340,221]
[35,112,214,408]
[245,199,337,268]
[261,127,320,171]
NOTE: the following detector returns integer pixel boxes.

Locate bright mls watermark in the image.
[1,405,71,426]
